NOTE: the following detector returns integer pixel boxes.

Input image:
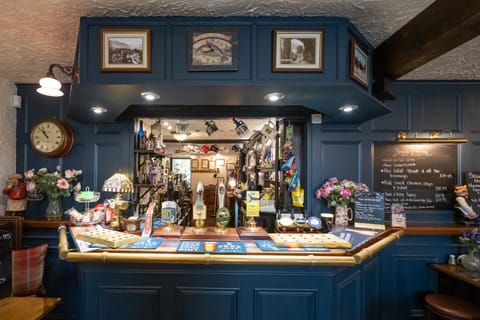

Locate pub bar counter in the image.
[58,226,403,320]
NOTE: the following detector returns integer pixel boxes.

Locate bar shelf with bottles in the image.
[133,119,169,206]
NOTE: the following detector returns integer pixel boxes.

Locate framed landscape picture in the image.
[100,29,151,72]
[350,37,369,88]
[187,27,239,71]
[273,30,324,72]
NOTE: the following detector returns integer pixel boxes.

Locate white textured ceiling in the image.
[0,0,478,84]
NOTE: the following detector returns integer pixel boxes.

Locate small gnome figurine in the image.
[2,173,27,216]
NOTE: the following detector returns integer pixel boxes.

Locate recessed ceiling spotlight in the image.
[339,104,359,113]
[140,91,160,101]
[90,106,108,114]
[264,92,285,102]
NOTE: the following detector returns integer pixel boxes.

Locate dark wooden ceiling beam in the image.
[374,0,480,82]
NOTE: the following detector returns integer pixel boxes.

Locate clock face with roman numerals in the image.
[30,119,74,158]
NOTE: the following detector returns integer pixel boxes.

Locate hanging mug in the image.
[335,206,353,227]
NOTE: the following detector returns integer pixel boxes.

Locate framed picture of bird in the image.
[187,27,239,71]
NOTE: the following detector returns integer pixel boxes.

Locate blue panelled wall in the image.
[13,15,480,320]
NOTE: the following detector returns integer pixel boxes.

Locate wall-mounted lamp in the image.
[205,120,218,136]
[36,64,78,97]
[397,130,467,143]
[233,117,249,136]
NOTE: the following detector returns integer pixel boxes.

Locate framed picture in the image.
[191,159,199,170]
[209,161,216,170]
[272,30,324,72]
[100,29,151,72]
[350,37,369,88]
[216,159,225,167]
[171,158,191,174]
[226,163,235,171]
[201,159,209,169]
[187,27,239,71]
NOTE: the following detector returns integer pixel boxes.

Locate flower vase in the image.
[457,251,480,271]
[334,205,353,227]
[46,196,63,220]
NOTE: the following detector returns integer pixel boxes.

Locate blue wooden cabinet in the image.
[379,235,459,319]
[78,260,378,320]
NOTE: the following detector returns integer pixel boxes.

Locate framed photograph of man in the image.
[188,27,239,71]
[272,30,324,72]
[100,29,151,72]
[350,37,369,88]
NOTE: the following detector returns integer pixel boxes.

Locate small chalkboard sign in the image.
[465,172,480,213]
[354,192,385,230]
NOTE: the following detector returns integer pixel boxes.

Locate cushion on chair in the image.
[425,293,480,320]
[11,244,48,296]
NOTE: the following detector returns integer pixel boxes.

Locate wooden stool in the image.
[425,293,480,320]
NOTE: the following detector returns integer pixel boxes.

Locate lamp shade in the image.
[36,77,64,97]
[102,173,133,193]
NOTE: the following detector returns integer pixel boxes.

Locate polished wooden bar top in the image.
[0,296,61,320]
[58,225,404,266]
[430,264,480,288]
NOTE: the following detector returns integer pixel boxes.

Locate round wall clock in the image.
[29,118,74,158]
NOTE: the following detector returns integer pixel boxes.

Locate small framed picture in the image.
[209,161,216,170]
[226,163,235,171]
[191,159,199,170]
[272,30,324,72]
[216,159,225,167]
[100,29,151,72]
[201,159,209,169]
[350,37,369,88]
[187,27,239,71]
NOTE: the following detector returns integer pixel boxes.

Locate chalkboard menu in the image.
[354,192,385,230]
[465,172,480,213]
[374,144,457,210]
